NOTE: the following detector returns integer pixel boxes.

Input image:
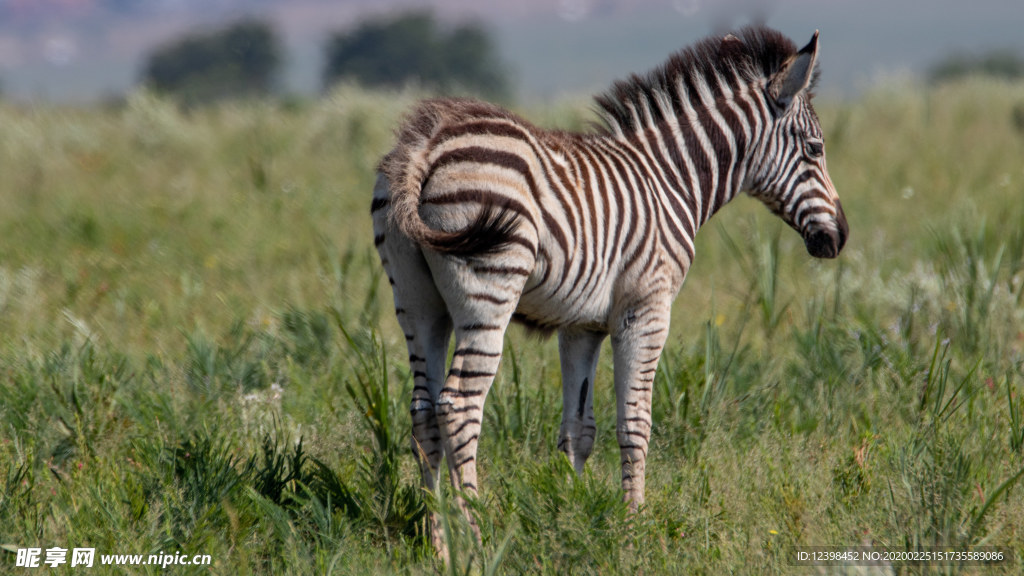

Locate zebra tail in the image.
[379,102,521,257]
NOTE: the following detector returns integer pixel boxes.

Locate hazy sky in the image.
[494,0,1024,99]
[1,0,1023,103]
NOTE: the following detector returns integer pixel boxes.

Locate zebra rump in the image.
[378,99,531,257]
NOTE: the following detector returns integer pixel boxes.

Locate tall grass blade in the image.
[966,464,1024,544]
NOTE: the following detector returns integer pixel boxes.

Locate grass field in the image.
[2,80,1024,574]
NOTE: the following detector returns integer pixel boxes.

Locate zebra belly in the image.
[513,259,614,334]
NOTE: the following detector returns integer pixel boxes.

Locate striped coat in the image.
[371,25,847,552]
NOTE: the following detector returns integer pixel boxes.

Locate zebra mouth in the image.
[803,224,847,259]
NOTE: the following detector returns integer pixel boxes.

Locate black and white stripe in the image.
[370,25,848,554]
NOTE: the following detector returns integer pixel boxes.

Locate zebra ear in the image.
[768,30,819,110]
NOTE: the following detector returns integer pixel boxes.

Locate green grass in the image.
[2,80,1024,574]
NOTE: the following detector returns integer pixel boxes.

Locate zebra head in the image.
[748,31,848,259]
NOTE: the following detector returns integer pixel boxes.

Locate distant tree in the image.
[142,19,282,106]
[929,50,1024,84]
[322,11,510,100]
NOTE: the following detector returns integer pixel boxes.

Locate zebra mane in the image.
[594,25,816,134]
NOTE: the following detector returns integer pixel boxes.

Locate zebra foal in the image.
[371,25,848,550]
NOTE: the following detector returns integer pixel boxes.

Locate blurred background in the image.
[2,0,1024,106]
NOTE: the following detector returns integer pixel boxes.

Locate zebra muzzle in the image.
[803,223,847,259]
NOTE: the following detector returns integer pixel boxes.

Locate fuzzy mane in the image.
[594,25,816,133]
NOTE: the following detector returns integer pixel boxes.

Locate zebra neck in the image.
[615,103,755,235]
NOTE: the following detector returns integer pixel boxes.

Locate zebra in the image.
[370,25,848,551]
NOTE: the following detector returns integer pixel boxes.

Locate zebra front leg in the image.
[611,303,671,510]
[557,328,606,475]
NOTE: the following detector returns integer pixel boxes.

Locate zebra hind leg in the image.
[433,318,509,542]
[557,328,606,475]
[407,313,452,557]
[372,175,453,556]
[425,250,527,542]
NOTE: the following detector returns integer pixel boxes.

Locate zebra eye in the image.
[805,140,824,159]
